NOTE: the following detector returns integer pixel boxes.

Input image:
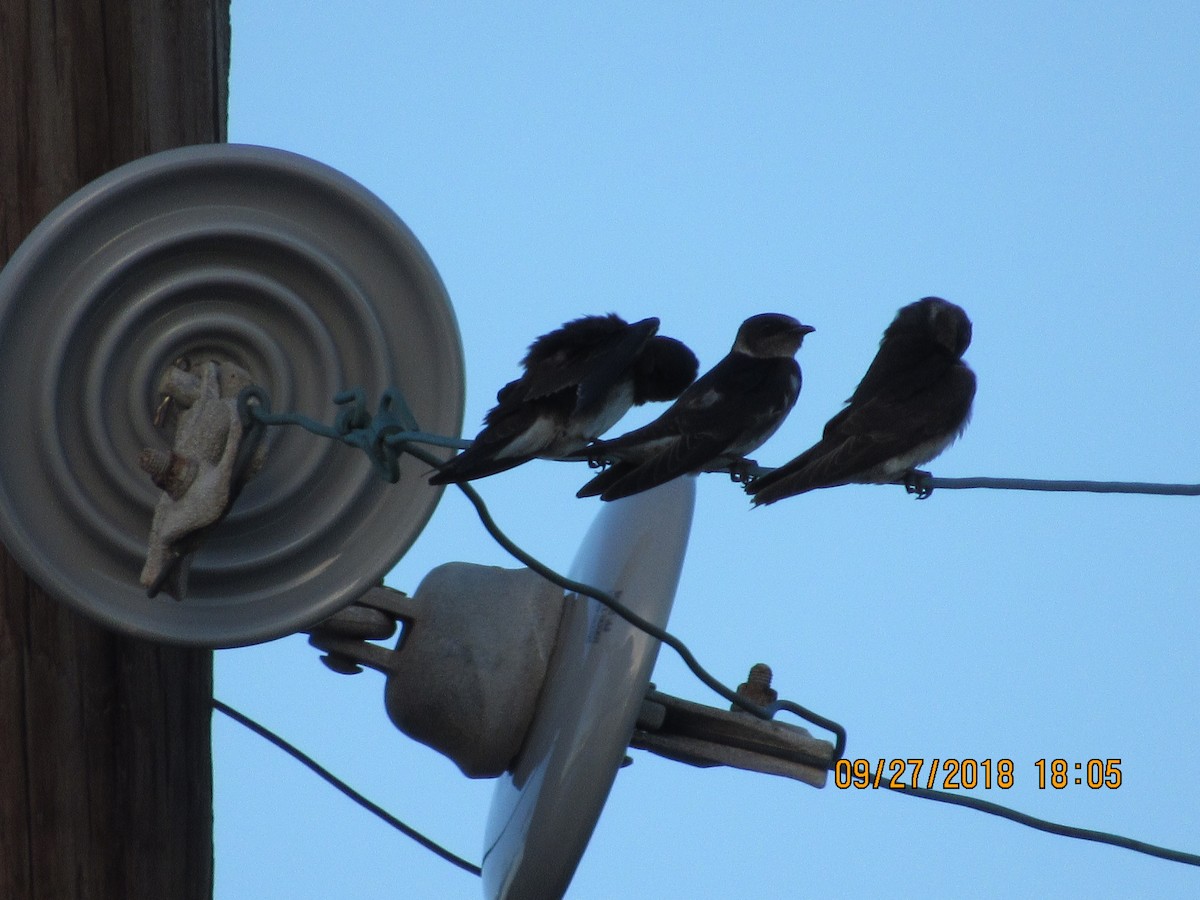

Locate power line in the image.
[922,475,1200,496]
[215,692,1200,876]
[212,699,482,877]
[243,388,1200,499]
[718,460,1200,497]
[882,783,1200,867]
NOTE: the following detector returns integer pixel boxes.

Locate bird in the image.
[574,313,814,501]
[428,313,698,484]
[747,296,976,506]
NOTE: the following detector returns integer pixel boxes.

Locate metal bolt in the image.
[747,663,773,687]
[733,662,778,710]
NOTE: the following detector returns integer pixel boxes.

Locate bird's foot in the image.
[727,458,759,484]
[903,469,934,499]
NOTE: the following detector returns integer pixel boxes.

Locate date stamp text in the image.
[833,758,1123,790]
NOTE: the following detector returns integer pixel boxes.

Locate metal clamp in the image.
[631,666,834,787]
[305,584,410,675]
[140,359,266,599]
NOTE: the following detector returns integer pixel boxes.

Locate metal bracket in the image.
[305,584,410,675]
[140,359,267,600]
[631,667,834,788]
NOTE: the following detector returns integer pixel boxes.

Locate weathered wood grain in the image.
[0,2,230,897]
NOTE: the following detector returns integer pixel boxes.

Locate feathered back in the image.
[847,297,971,407]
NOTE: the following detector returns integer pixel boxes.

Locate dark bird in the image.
[429,314,698,485]
[575,313,814,501]
[747,296,975,505]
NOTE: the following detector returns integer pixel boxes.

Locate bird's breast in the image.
[561,381,634,445]
[498,415,564,459]
[862,432,960,482]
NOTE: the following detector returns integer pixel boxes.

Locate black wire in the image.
[714,461,1200,497]
[213,694,1200,875]
[883,783,1200,868]
[915,476,1200,496]
[212,698,483,877]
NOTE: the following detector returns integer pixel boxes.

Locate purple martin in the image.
[575,313,814,501]
[747,297,975,505]
[429,314,698,485]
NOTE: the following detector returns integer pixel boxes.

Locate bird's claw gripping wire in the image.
[726,457,759,485]
[578,447,612,470]
[903,468,935,499]
[698,458,767,484]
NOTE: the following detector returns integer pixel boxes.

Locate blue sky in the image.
[216,5,1200,897]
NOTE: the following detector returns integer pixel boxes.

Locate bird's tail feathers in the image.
[575,464,628,498]
[427,448,532,485]
[745,447,827,505]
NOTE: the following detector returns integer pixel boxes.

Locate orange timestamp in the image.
[833,758,1123,791]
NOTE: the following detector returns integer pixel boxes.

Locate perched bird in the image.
[747,296,976,505]
[429,314,698,484]
[575,313,814,501]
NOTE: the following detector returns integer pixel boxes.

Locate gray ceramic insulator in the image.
[384,563,565,779]
[0,144,465,647]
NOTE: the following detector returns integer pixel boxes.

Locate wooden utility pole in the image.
[0,2,230,897]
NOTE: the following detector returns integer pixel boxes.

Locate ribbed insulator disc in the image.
[0,145,464,647]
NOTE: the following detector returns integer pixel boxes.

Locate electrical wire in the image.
[215,680,1200,878]
[216,694,1200,876]
[882,783,1200,867]
[212,699,482,877]
[719,461,1200,497]
[919,475,1200,496]
[236,392,1200,877]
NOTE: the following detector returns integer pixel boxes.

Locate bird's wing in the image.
[574,318,660,413]
[586,355,745,452]
[750,365,975,502]
[581,357,799,500]
[431,391,571,484]
[587,435,726,500]
[575,460,636,499]
[517,317,657,406]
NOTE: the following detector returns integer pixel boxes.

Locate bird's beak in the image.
[796,323,816,336]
